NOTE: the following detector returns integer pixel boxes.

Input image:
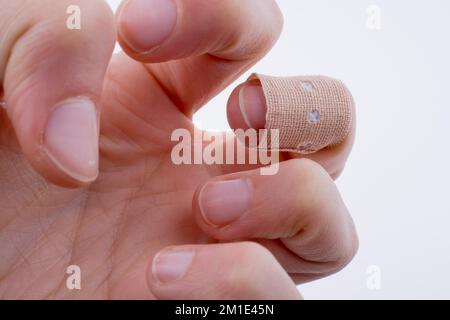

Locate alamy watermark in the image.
[366,265,382,290]
[66,5,81,30]
[171,128,280,175]
[66,265,81,290]
[366,5,382,30]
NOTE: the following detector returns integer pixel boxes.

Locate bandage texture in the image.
[249,73,354,154]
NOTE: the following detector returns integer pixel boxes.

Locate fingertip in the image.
[238,84,267,129]
[148,245,201,300]
[117,0,178,55]
[7,94,99,188]
[227,81,267,131]
[148,242,301,300]
[44,97,99,183]
[150,246,195,285]
[197,179,252,227]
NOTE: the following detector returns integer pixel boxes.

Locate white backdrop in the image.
[107,0,450,299]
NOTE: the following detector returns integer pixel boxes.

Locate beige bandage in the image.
[249,73,354,154]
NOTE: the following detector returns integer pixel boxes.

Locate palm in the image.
[0,53,224,299]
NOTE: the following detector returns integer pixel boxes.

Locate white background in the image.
[107,0,450,299]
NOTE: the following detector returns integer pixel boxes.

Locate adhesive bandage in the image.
[249,73,354,154]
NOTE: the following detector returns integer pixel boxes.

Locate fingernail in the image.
[152,248,194,283]
[199,179,251,227]
[119,0,177,52]
[238,84,267,129]
[45,97,99,182]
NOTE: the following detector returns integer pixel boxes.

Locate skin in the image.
[0,0,358,299]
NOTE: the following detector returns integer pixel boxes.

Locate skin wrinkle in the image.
[20,248,71,299]
[147,55,246,115]
[0,0,357,298]
[106,165,146,298]
[105,152,168,291]
[1,224,71,297]
[104,67,176,155]
[56,212,114,298]
[284,221,345,268]
[104,153,211,298]
[86,239,117,299]
[0,232,30,290]
[102,86,153,154]
[0,171,71,280]
[260,239,338,278]
[1,144,126,298]
[5,25,59,111]
[0,2,31,85]
[1,195,84,298]
[6,153,47,194]
[58,133,164,297]
[51,190,89,298]
[107,237,152,298]
[144,63,187,116]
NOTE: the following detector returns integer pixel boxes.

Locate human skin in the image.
[0,0,358,299]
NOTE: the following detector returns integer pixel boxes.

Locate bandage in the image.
[249,73,354,154]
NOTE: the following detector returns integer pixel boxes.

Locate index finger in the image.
[116,0,284,114]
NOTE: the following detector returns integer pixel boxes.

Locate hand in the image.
[0,0,357,299]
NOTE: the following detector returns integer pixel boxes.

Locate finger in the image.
[227,77,356,178]
[116,0,283,113]
[1,0,115,187]
[192,159,358,279]
[148,242,302,299]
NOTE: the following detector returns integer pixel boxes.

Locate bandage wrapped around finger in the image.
[248,73,354,154]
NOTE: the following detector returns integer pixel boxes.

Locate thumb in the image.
[149,242,302,300]
[0,0,115,187]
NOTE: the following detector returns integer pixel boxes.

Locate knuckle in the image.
[340,223,359,266]
[333,242,358,272]
[236,241,271,262]
[285,159,358,272]
[276,159,333,238]
[74,0,115,33]
[218,242,272,298]
[223,0,284,59]
[7,0,114,61]
[249,0,284,53]
[32,0,114,44]
[5,0,114,91]
[290,158,328,181]
[263,0,285,40]
[326,221,359,272]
